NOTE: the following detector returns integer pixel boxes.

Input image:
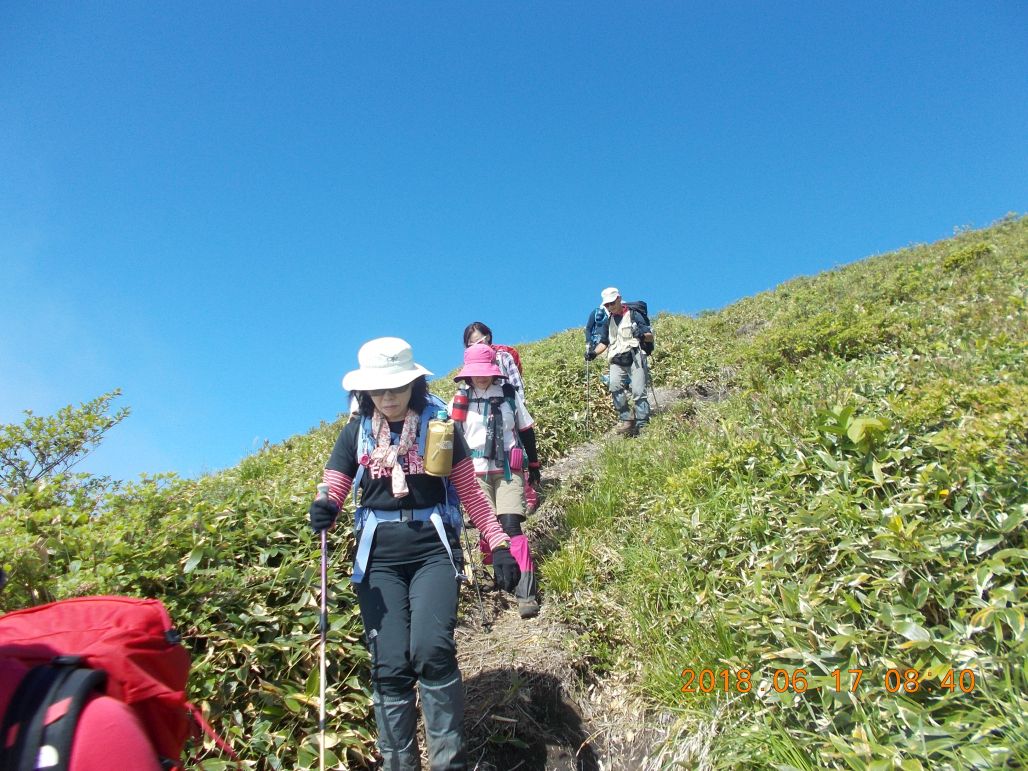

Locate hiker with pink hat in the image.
[308,336,520,770]
[449,343,541,619]
[461,322,541,513]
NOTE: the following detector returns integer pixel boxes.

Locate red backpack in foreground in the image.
[0,595,237,771]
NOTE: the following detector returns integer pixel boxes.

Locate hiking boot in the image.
[518,598,540,619]
[615,419,636,436]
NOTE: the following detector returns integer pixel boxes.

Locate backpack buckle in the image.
[51,655,85,667]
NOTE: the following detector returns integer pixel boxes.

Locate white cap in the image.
[341,337,433,392]
[600,287,620,304]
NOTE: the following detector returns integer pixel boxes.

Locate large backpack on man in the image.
[0,595,237,771]
[622,300,655,355]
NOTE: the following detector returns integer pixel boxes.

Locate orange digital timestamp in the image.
[679,668,977,694]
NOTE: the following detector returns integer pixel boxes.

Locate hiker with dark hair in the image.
[585,287,654,436]
[450,343,541,619]
[462,322,540,513]
[308,337,520,771]
[462,322,525,398]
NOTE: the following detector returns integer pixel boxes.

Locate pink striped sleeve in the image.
[322,468,353,510]
[450,458,508,550]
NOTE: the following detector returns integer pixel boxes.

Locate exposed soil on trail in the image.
[450,385,699,771]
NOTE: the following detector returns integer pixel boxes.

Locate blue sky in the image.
[1,2,1025,483]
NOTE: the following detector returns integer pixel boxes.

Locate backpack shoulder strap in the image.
[494,384,525,442]
[352,416,372,508]
[0,660,108,771]
[419,395,447,456]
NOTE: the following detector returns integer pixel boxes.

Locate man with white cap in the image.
[585,287,654,436]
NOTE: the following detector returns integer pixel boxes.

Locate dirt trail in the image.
[452,385,690,771]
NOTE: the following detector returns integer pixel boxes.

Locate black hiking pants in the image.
[355,552,461,698]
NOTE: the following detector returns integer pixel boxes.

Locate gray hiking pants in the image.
[608,348,650,424]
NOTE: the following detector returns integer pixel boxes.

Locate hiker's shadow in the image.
[463,667,600,771]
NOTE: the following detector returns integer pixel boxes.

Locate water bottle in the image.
[451,387,469,422]
[424,410,454,477]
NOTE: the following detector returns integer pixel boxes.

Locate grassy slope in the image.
[1,216,1024,769]
[543,216,1027,769]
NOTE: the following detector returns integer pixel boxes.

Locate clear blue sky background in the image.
[2,2,1025,483]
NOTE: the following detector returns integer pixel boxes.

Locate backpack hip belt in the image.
[351,506,460,584]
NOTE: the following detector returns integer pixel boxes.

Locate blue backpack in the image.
[585,307,609,348]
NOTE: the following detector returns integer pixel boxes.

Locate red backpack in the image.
[0,595,237,771]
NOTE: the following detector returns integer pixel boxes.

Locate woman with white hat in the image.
[309,337,519,771]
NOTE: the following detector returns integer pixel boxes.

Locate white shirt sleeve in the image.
[513,390,533,430]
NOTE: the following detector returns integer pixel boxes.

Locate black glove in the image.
[491,546,520,592]
[309,497,339,533]
[527,465,541,486]
[585,348,597,362]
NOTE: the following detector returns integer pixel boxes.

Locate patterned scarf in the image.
[370,409,419,498]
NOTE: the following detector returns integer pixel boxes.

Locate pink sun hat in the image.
[455,343,505,381]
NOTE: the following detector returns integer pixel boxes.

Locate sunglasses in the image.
[366,384,412,397]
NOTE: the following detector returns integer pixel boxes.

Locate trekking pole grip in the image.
[316,483,330,771]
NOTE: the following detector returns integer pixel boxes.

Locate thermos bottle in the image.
[424,410,454,476]
[451,387,469,422]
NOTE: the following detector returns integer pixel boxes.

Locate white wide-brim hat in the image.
[341,337,433,392]
[600,286,620,304]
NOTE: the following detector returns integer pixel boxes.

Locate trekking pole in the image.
[584,356,591,435]
[644,355,660,413]
[460,517,492,631]
[315,483,330,771]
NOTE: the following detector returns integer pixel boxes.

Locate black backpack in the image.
[622,300,654,355]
